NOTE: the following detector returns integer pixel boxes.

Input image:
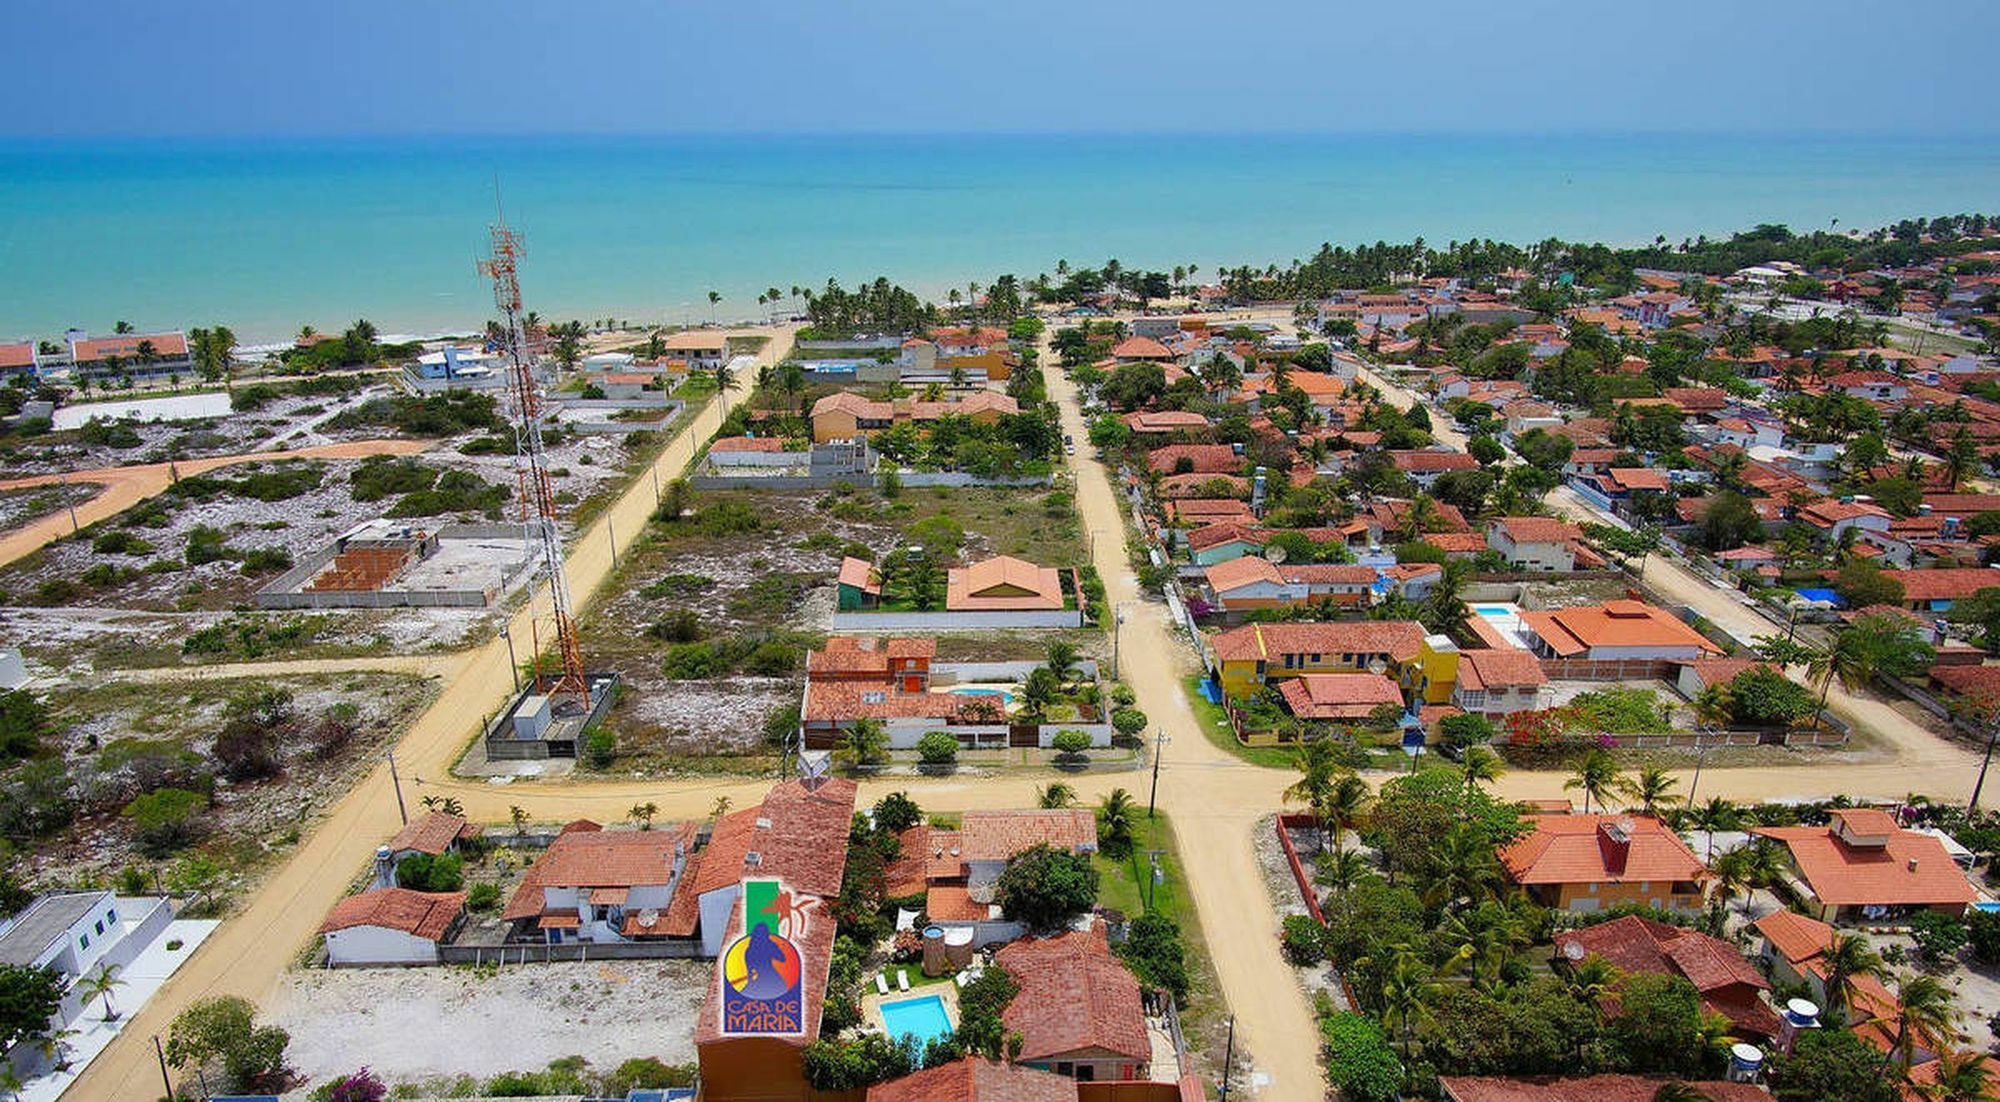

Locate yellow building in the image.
[1500,814,1709,914]
[1209,620,1457,704]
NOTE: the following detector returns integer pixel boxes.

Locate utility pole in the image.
[1686,724,1714,810]
[59,471,79,534]
[1148,730,1170,817]
[500,624,520,692]
[1144,850,1165,911]
[1112,604,1127,680]
[387,747,408,826]
[608,517,618,568]
[651,465,661,503]
[1219,1014,1236,1100]
[154,1034,174,1101]
[1970,716,2000,813]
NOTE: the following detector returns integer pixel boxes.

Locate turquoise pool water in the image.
[948,687,1014,704]
[880,994,954,1048]
[1474,605,1513,617]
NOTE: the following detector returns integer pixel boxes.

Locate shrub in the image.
[1111,707,1148,736]
[467,882,501,912]
[1120,912,1189,1002]
[763,705,801,747]
[1321,1012,1401,1102]
[1438,713,1498,749]
[917,730,958,766]
[125,787,208,856]
[1909,910,1968,966]
[603,1057,696,1094]
[996,843,1098,930]
[238,546,293,574]
[661,642,719,679]
[1051,729,1092,760]
[583,728,615,768]
[165,995,293,1095]
[1968,908,2000,965]
[1282,914,1326,964]
[395,853,465,892]
[91,530,153,555]
[646,609,703,643]
[186,525,231,565]
[349,457,437,502]
[743,640,803,676]
[0,690,48,760]
[872,792,923,834]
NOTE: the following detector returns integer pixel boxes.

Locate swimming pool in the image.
[948,686,1014,704]
[880,993,955,1048]
[1474,605,1513,617]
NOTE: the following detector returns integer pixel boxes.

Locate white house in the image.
[1486,516,1584,572]
[501,825,693,947]
[662,330,729,369]
[0,891,173,1028]
[319,887,466,966]
[1518,600,1725,663]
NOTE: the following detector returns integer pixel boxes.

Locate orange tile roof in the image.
[320,887,465,941]
[501,824,697,922]
[1211,620,1428,664]
[1604,467,1671,492]
[1147,443,1242,475]
[1277,673,1406,719]
[1753,824,1976,908]
[1457,649,1548,692]
[1753,908,1839,965]
[387,810,480,855]
[1896,568,2000,602]
[1110,336,1175,360]
[709,435,788,453]
[1554,915,1776,1037]
[70,331,188,361]
[0,343,34,370]
[1124,409,1212,432]
[996,929,1151,1063]
[1203,554,1284,594]
[947,555,1063,611]
[837,556,882,596]
[1676,658,1774,689]
[804,680,964,723]
[1518,600,1722,658]
[960,809,1097,862]
[1185,521,1266,553]
[1501,814,1707,887]
[1391,450,1481,472]
[924,884,992,921]
[1491,516,1583,545]
[807,635,936,675]
[866,1057,1078,1102]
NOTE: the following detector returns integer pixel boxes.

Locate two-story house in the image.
[1485,516,1585,572]
[1500,814,1709,913]
[1452,648,1549,720]
[1210,620,1459,705]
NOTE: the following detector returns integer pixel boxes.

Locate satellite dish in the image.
[636,909,659,929]
[1562,941,1586,962]
[1265,545,1288,564]
[799,750,832,789]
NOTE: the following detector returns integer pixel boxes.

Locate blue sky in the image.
[8,0,1997,137]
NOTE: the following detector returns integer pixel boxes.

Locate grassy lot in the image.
[1182,674,1295,770]
[1095,810,1190,926]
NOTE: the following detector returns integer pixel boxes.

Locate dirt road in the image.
[0,438,431,571]
[68,333,793,1101]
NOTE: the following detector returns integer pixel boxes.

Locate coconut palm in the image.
[1285,739,1340,839]
[1564,749,1620,814]
[75,964,124,1022]
[1420,825,1505,908]
[629,802,659,829]
[1460,746,1504,799]
[1563,955,1623,1008]
[1821,932,1887,1022]
[1919,1048,1997,1102]
[1097,788,1137,859]
[1036,781,1075,809]
[1044,640,1081,686]
[1621,765,1680,815]
[1315,848,1372,896]
[1691,796,1741,860]
[1809,613,1934,731]
[1886,973,1960,1071]
[836,718,890,771]
[1375,948,1446,1058]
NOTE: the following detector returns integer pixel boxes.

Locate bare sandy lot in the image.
[267,959,708,1084]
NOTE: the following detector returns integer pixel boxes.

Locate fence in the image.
[1273,813,1325,924]
[1595,726,1848,749]
[438,940,705,965]
[830,609,1083,630]
[1536,658,1687,681]
[255,523,537,610]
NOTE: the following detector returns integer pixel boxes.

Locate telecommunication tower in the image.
[477,200,589,702]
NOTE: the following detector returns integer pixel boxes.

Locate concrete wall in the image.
[256,523,535,610]
[324,924,442,966]
[829,609,1082,630]
[437,939,704,964]
[708,449,810,468]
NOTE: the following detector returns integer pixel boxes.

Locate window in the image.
[1309,653,1322,664]
[861,691,886,705]
[105,908,116,924]
[94,919,105,935]
[79,933,89,950]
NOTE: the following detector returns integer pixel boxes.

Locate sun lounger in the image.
[897,970,910,991]
[954,971,969,987]
[876,973,890,995]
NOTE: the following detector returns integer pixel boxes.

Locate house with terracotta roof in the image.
[902,809,1102,946]
[1751,907,1924,1059]
[946,555,1066,613]
[866,1057,1079,1102]
[385,810,481,870]
[1500,814,1708,913]
[680,778,859,957]
[1163,497,1254,525]
[1441,1075,1768,1102]
[1517,600,1723,666]
[1553,915,1779,1038]
[661,329,729,368]
[499,822,698,947]
[1209,620,1459,706]
[1753,808,1976,921]
[1452,648,1549,720]
[1890,566,2000,612]
[0,342,37,378]
[65,330,193,380]
[809,390,1019,443]
[1199,556,1380,615]
[836,555,883,610]
[1277,672,1407,721]
[995,929,1157,1082]
[1389,449,1481,488]
[320,887,467,966]
[1184,521,1267,566]
[1825,370,1909,402]
[1122,409,1212,437]
[1147,443,1242,476]
[1572,468,1671,516]
[1486,516,1585,572]
[1109,335,1175,363]
[1798,498,1893,542]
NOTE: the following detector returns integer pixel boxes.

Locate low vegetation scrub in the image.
[182,613,330,659]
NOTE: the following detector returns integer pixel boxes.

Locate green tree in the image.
[0,690,48,759]
[165,995,292,1095]
[916,730,958,767]
[1564,749,1620,814]
[395,852,465,892]
[871,791,922,834]
[995,843,1098,930]
[836,718,890,771]
[1619,765,1680,814]
[1834,560,1906,609]
[1119,911,1189,1000]
[1724,665,1819,725]
[1770,1028,1901,1102]
[1320,1011,1402,1102]
[75,964,125,1023]
[1698,490,1764,551]
[1097,788,1137,859]
[1044,640,1081,684]
[1810,612,1936,730]
[124,787,208,857]
[1886,972,1960,1071]
[1036,781,1075,809]
[1019,667,1061,719]
[0,964,65,1055]
[1819,932,1887,1021]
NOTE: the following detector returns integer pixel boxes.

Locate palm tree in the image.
[1036,782,1075,809]
[1420,825,1504,908]
[837,717,890,771]
[1375,948,1446,1058]
[1044,640,1081,685]
[1621,765,1680,815]
[1323,773,1373,856]
[1097,788,1137,860]
[706,290,721,321]
[1564,749,1620,814]
[629,802,659,829]
[509,805,529,835]
[1919,1048,1996,1102]
[1460,746,1504,799]
[710,795,732,822]
[1820,932,1887,1022]
[1691,796,1741,860]
[1563,955,1623,1008]
[1708,847,1754,919]
[1285,739,1340,843]
[1887,973,1960,1071]
[1315,848,1371,896]
[75,964,125,1022]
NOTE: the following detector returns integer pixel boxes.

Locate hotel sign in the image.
[720,877,811,1036]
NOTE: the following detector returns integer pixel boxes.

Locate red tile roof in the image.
[995,929,1151,1063]
[1457,649,1548,693]
[960,809,1097,862]
[1932,663,2000,709]
[1110,336,1175,360]
[1895,568,2000,603]
[1554,915,1777,1037]
[807,635,936,675]
[1491,516,1583,545]
[924,885,991,921]
[1603,467,1671,492]
[0,343,34,370]
[320,887,465,941]
[1124,410,1212,433]
[387,810,479,856]
[1676,658,1775,690]
[1204,554,1284,594]
[1501,814,1707,887]
[1278,673,1406,719]
[1441,1075,1770,1102]
[709,435,789,453]
[1518,600,1722,658]
[1211,620,1428,664]
[1185,521,1266,553]
[838,556,882,596]
[70,332,188,362]
[502,825,697,922]
[1753,823,1975,908]
[866,1057,1079,1102]
[1147,444,1242,475]
[947,555,1064,611]
[1391,450,1481,473]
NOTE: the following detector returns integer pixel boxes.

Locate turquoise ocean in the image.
[1,133,1997,342]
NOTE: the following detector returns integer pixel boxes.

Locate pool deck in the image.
[863,971,961,1044]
